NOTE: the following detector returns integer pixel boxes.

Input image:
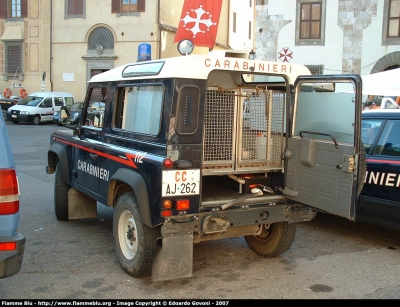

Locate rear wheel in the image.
[11,120,19,124]
[244,222,296,257]
[113,192,159,278]
[32,115,41,125]
[54,162,70,220]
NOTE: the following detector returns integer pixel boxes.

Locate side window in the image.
[295,87,355,144]
[374,120,400,156]
[361,119,383,154]
[295,0,326,46]
[84,86,107,128]
[54,97,64,107]
[111,0,145,14]
[116,84,163,136]
[64,97,74,106]
[43,98,53,108]
[66,0,85,18]
[175,86,200,135]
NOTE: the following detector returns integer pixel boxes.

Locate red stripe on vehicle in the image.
[366,158,400,165]
[55,138,138,169]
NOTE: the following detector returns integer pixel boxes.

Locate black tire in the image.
[11,120,19,124]
[54,162,70,221]
[244,222,296,257]
[113,192,159,278]
[32,115,41,125]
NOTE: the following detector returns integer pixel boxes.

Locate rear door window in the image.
[54,97,64,107]
[361,119,384,154]
[65,97,74,106]
[373,120,400,157]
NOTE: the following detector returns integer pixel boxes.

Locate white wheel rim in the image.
[118,210,138,260]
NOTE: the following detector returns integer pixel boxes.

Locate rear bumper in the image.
[0,233,26,279]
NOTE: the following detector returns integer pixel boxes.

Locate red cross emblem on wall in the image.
[278,47,293,62]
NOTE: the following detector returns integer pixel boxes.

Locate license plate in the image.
[12,115,16,118]
[162,169,200,196]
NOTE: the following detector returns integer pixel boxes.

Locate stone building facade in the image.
[1,0,399,101]
[0,0,254,101]
[255,0,400,75]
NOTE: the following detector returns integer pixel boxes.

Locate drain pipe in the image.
[49,0,53,91]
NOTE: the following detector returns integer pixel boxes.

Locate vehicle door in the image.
[284,75,365,220]
[72,86,106,202]
[52,96,65,113]
[359,116,400,223]
[40,98,54,122]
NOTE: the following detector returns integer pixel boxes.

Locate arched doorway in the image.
[371,51,400,73]
[82,25,118,85]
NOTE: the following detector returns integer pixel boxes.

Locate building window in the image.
[383,0,400,44]
[0,0,27,19]
[300,2,321,39]
[233,12,237,33]
[122,0,137,12]
[111,0,145,14]
[66,0,85,18]
[296,0,326,46]
[88,27,115,51]
[5,43,23,74]
[388,0,400,37]
[11,0,21,17]
[305,64,324,75]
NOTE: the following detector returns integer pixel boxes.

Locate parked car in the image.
[54,101,104,126]
[6,92,75,125]
[53,102,84,125]
[359,109,400,230]
[0,112,25,278]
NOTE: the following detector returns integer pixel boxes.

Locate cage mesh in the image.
[203,90,235,162]
[203,89,284,172]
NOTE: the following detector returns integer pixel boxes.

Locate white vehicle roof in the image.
[89,50,311,85]
[28,92,74,97]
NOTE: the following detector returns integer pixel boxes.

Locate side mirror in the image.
[60,106,71,125]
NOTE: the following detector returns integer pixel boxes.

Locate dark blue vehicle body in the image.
[359,109,400,230]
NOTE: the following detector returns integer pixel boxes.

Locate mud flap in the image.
[152,233,193,281]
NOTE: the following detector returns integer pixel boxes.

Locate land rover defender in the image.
[46,49,365,281]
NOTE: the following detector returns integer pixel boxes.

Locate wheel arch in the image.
[48,143,70,184]
[108,168,152,227]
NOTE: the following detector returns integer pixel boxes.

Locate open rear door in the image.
[284,75,364,220]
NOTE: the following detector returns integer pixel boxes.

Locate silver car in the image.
[0,114,25,278]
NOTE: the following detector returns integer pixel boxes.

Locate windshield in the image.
[71,102,84,109]
[17,96,44,107]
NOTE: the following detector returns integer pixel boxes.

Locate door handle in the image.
[90,153,98,160]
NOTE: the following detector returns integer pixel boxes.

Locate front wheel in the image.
[32,115,41,125]
[54,162,70,220]
[113,192,160,278]
[244,222,296,257]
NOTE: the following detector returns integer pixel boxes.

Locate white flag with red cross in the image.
[174,0,223,49]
